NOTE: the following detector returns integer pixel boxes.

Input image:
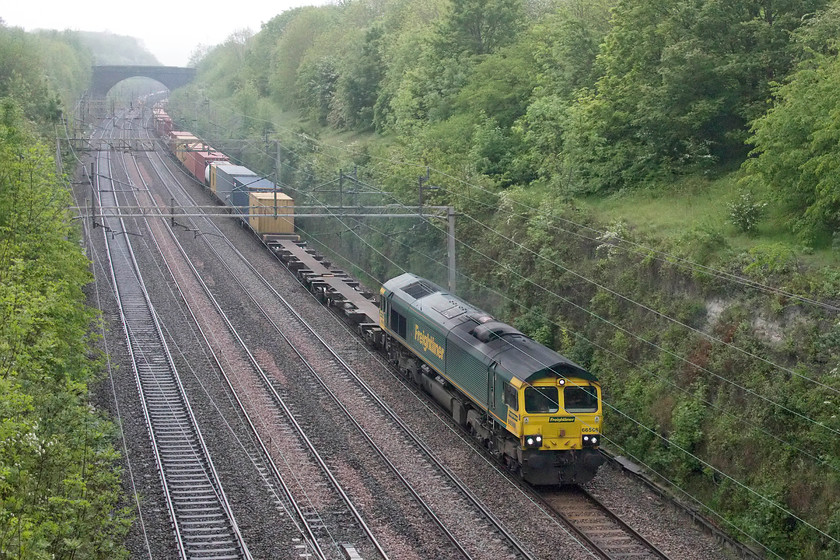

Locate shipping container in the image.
[248,191,294,235]
[206,161,224,191]
[186,150,228,184]
[153,111,172,137]
[176,141,202,165]
[159,118,173,137]
[169,131,198,153]
[212,164,257,206]
[230,177,276,211]
[207,161,236,193]
[152,106,174,137]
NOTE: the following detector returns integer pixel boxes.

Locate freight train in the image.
[381,273,603,485]
[152,105,604,486]
[152,106,294,239]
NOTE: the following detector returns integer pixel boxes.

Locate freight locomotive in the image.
[380,273,604,485]
[152,105,604,485]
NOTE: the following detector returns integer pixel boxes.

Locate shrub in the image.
[728,190,767,233]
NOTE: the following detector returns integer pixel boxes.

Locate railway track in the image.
[109,115,358,559]
[541,485,669,560]
[258,227,675,560]
[132,118,539,560]
[78,106,736,560]
[93,118,252,560]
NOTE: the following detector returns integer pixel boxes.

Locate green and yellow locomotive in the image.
[380,273,604,485]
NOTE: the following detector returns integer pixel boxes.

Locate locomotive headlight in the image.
[524,434,543,448]
[582,434,600,448]
[594,416,600,424]
[558,379,566,386]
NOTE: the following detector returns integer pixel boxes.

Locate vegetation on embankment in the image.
[0,21,142,559]
[164,0,840,556]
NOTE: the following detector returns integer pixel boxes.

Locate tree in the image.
[438,0,524,56]
[455,43,537,129]
[268,7,340,108]
[0,100,130,559]
[513,1,613,189]
[741,52,840,243]
[296,55,340,125]
[563,0,829,193]
[332,25,385,130]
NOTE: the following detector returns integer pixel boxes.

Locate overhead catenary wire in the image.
[425,204,840,437]
[257,144,840,439]
[162,99,840,553]
[205,125,840,453]
[284,174,836,552]
[176,112,840,457]
[458,213,840,396]
[287,161,840,555]
[181,95,840,315]
[295,216,829,558]
[322,210,840,475]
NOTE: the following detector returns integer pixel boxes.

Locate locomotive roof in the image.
[384,273,597,383]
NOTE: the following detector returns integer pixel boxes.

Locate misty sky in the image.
[3,0,330,66]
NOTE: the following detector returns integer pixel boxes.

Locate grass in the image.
[578,172,840,267]
[579,174,735,238]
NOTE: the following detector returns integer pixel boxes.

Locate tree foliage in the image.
[741,4,840,242]
[0,100,130,559]
[0,22,131,558]
[437,0,524,56]
[563,0,830,193]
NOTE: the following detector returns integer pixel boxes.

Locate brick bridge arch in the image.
[90,65,196,97]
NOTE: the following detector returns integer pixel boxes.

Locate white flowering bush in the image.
[728,190,767,233]
[596,221,628,259]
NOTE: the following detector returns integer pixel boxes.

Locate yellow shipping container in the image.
[169,132,197,152]
[176,141,201,164]
[248,191,294,235]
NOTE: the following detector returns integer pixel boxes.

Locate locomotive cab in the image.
[503,375,604,485]
[509,378,602,451]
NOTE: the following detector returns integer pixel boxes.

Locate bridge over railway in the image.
[90,65,195,97]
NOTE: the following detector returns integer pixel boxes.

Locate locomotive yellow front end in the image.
[506,376,604,485]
